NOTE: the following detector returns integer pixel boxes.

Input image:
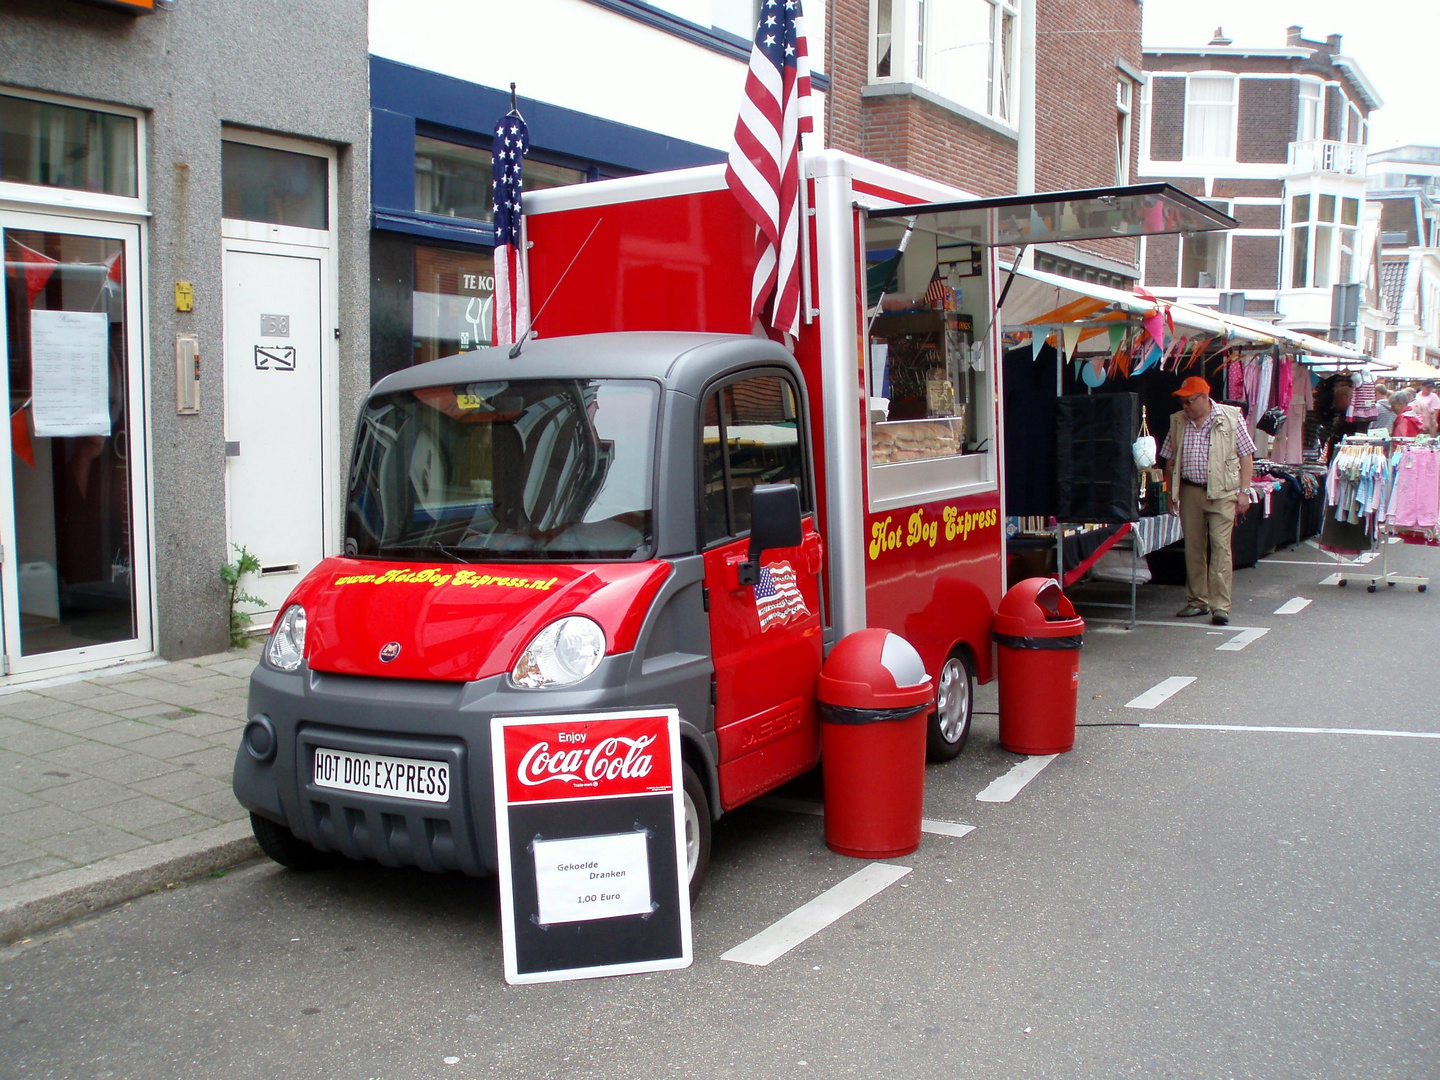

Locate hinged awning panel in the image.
[869,183,1237,248]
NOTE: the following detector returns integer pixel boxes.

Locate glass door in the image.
[0,211,151,677]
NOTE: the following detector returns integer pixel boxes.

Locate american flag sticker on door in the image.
[753,561,809,631]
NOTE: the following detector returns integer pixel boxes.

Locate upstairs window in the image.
[1298,81,1322,142]
[1183,76,1235,160]
[0,93,137,198]
[1115,78,1134,185]
[871,0,1019,125]
[414,135,586,225]
[1180,200,1230,289]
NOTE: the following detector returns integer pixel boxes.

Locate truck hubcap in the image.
[683,788,700,881]
[936,657,971,743]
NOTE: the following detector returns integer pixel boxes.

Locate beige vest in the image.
[1168,402,1244,500]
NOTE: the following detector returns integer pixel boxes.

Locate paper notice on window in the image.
[30,310,111,438]
[533,832,652,926]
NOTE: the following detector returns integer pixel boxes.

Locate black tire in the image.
[250,812,335,872]
[681,763,712,904]
[1367,584,1377,593]
[1338,579,1348,587]
[927,650,974,761]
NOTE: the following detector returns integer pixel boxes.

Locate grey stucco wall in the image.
[0,0,370,659]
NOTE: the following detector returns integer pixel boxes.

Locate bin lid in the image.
[817,629,934,710]
[993,577,1085,638]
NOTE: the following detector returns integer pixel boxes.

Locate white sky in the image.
[1140,0,1440,151]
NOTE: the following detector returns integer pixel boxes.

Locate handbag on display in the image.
[1132,407,1157,468]
[1256,406,1287,436]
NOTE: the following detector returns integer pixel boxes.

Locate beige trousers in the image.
[1178,481,1237,614]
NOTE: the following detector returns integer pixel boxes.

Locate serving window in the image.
[863,217,996,509]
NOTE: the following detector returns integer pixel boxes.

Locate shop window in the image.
[0,93,137,198]
[412,245,495,365]
[414,135,587,225]
[221,141,327,229]
[701,375,806,545]
[1183,76,1235,160]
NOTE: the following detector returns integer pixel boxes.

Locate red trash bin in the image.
[994,577,1084,755]
[817,629,934,859]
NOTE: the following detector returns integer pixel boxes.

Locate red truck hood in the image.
[289,557,671,682]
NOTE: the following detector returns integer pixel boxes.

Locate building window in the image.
[222,141,328,229]
[1183,76,1236,160]
[871,0,1019,124]
[1298,81,1322,142]
[1115,78,1134,185]
[0,93,137,198]
[414,135,586,225]
[1180,200,1229,289]
[710,0,761,38]
[413,245,495,364]
[1289,192,1360,289]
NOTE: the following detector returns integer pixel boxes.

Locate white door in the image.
[0,211,153,678]
[223,245,327,616]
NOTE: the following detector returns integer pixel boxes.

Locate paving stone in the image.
[42,823,147,864]
[207,658,259,678]
[0,694,72,721]
[113,680,227,709]
[179,788,247,822]
[137,812,221,844]
[174,745,240,778]
[1,754,95,791]
[0,855,75,889]
[159,712,242,740]
[181,673,249,695]
[28,706,125,734]
[115,702,179,720]
[123,730,214,760]
[53,690,153,715]
[83,719,164,746]
[132,770,226,803]
[0,785,43,815]
[29,682,103,703]
[0,832,45,868]
[1,803,92,841]
[81,752,179,785]
[36,776,134,812]
[201,698,251,720]
[36,739,127,771]
[142,663,219,685]
[0,725,80,756]
[84,794,193,831]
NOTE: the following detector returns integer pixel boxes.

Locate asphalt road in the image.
[3,542,1438,1080]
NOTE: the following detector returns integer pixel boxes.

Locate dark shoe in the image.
[1175,604,1209,618]
[1211,611,1230,626]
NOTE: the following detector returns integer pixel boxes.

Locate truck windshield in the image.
[345,379,660,561]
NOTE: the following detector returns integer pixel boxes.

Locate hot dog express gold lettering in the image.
[332,569,559,591]
[868,505,998,560]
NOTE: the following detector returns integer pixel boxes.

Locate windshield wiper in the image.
[410,541,481,564]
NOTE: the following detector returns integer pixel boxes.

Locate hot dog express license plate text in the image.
[313,748,450,804]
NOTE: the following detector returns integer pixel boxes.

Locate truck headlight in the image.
[266,604,307,672]
[511,616,606,689]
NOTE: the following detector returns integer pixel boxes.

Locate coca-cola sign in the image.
[502,714,673,803]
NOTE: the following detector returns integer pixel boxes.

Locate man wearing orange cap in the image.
[1158,376,1255,626]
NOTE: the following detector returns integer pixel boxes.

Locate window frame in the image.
[0,86,147,218]
[696,367,814,552]
[1115,77,1134,185]
[220,128,336,249]
[1297,79,1323,143]
[1182,73,1238,162]
[1178,199,1230,290]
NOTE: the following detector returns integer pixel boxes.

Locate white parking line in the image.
[976,754,1058,802]
[1086,617,1267,632]
[1274,597,1312,614]
[1217,627,1268,651]
[1320,572,1344,586]
[1142,723,1440,741]
[720,863,912,966]
[753,796,976,838]
[1124,676,1196,710]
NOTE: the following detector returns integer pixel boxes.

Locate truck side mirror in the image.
[737,483,804,586]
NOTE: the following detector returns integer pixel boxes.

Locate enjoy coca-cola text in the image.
[517,735,657,788]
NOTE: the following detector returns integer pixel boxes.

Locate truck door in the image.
[699,372,824,810]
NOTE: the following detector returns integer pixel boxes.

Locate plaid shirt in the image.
[1159,401,1256,483]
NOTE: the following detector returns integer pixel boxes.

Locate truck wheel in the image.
[250,812,335,872]
[682,763,711,903]
[927,651,974,761]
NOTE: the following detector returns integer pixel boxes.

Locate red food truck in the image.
[233,151,1229,895]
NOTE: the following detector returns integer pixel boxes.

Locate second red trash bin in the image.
[817,629,934,859]
[994,577,1084,755]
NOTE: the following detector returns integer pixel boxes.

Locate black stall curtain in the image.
[1056,393,1139,523]
[1003,344,1059,517]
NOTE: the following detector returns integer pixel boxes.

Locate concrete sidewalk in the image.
[0,646,262,942]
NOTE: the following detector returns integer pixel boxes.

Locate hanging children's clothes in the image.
[1387,445,1440,533]
[1273,367,1310,465]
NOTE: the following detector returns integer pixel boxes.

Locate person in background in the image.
[1160,376,1255,627]
[1413,379,1440,428]
[1393,390,1425,438]
[1374,391,1399,434]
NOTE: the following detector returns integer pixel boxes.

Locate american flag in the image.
[923,266,948,308]
[753,560,809,631]
[491,111,530,347]
[725,0,813,338]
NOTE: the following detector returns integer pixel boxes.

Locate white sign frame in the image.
[490,708,692,984]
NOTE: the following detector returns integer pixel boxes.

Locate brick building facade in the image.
[1137,26,1382,337]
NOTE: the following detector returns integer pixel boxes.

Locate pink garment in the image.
[1278,359,1294,413]
[1389,449,1440,529]
[1273,372,1310,464]
[1227,361,1244,401]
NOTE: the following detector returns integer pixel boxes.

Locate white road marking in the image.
[1124,676,1197,710]
[753,796,975,838]
[1217,627,1268,651]
[720,864,912,966]
[1304,540,1345,562]
[976,755,1058,802]
[1356,550,1379,564]
[1086,617,1266,632]
[1142,723,1440,741]
[1274,597,1312,614]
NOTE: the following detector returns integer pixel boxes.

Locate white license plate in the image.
[312,747,450,804]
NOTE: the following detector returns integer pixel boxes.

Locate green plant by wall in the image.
[220,544,265,648]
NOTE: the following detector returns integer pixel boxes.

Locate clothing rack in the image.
[1329,434,1430,594]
